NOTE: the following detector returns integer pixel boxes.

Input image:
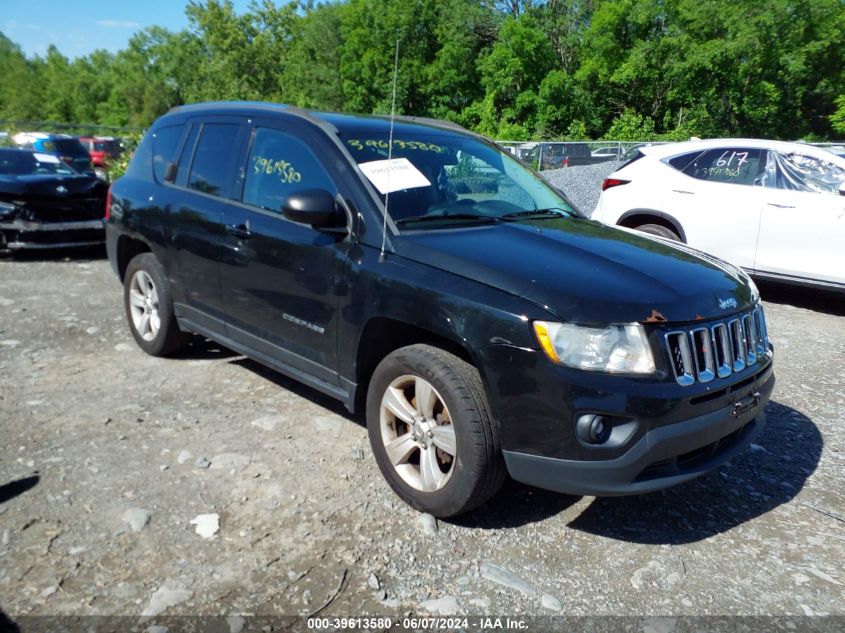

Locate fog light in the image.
[576,414,612,445]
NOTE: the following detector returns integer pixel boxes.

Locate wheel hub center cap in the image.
[413,418,433,447]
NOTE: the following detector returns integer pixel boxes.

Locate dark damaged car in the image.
[106,102,775,517]
[0,148,107,251]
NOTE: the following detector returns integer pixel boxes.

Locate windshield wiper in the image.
[501,208,573,220]
[395,213,510,225]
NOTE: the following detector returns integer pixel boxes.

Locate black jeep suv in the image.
[106,102,774,517]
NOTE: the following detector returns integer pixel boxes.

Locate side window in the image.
[762,152,845,194]
[242,127,337,213]
[187,123,241,198]
[152,125,183,184]
[124,132,153,179]
[667,151,704,173]
[681,148,763,185]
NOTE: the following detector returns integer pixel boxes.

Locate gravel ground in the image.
[541,161,624,215]
[1,250,844,628]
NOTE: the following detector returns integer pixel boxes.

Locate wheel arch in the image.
[352,316,476,415]
[617,210,687,243]
[115,235,152,282]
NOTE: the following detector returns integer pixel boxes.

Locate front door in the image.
[219,120,350,385]
[754,151,845,285]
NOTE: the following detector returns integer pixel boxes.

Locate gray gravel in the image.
[0,251,844,622]
[541,161,625,216]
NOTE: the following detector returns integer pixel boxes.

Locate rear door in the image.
[219,117,351,385]
[169,117,249,333]
[754,151,845,285]
[663,147,765,269]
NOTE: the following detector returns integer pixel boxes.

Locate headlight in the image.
[533,321,655,374]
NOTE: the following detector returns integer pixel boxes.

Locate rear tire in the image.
[634,222,681,241]
[366,344,506,518]
[123,253,190,356]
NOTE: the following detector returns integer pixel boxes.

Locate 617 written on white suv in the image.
[592,139,845,292]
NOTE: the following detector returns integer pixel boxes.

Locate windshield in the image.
[340,130,578,229]
[0,150,77,176]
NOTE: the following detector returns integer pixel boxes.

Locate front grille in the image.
[664,305,769,386]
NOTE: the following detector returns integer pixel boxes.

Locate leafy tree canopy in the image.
[1,0,843,140]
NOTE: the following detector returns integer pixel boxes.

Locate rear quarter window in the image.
[152,125,184,184]
[124,132,154,180]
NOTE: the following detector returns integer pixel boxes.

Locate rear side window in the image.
[242,127,337,213]
[152,125,184,184]
[187,123,241,198]
[676,148,763,185]
[124,133,153,179]
[667,151,703,173]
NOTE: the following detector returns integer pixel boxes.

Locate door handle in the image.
[225,224,252,239]
[672,189,694,194]
[766,203,795,209]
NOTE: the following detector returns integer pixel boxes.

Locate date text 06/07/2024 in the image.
[306,616,528,630]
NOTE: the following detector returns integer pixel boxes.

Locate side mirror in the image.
[282,189,343,229]
[164,162,177,183]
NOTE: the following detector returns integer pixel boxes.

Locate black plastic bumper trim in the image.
[502,384,771,497]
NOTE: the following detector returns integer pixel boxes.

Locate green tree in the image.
[468,14,556,137]
[283,2,347,110]
[831,95,845,136]
[0,33,42,120]
[339,0,440,115]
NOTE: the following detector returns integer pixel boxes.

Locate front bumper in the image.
[0,219,105,250]
[503,399,768,496]
[478,338,775,497]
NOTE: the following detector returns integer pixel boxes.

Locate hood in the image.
[396,217,755,324]
[0,174,105,198]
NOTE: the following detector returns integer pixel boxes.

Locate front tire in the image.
[123,253,189,356]
[366,344,505,517]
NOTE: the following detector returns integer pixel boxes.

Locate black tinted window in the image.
[682,148,763,185]
[667,151,703,173]
[242,128,336,213]
[187,123,241,198]
[153,125,183,184]
[124,132,153,179]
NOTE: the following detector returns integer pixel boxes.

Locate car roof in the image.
[166,101,479,140]
[642,138,845,166]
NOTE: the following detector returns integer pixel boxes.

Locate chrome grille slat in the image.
[729,318,746,371]
[742,314,757,365]
[665,305,769,386]
[690,327,715,383]
[665,332,695,386]
[711,323,732,378]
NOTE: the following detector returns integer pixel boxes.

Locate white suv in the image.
[592,139,845,292]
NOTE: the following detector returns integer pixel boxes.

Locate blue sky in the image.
[2,0,254,59]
